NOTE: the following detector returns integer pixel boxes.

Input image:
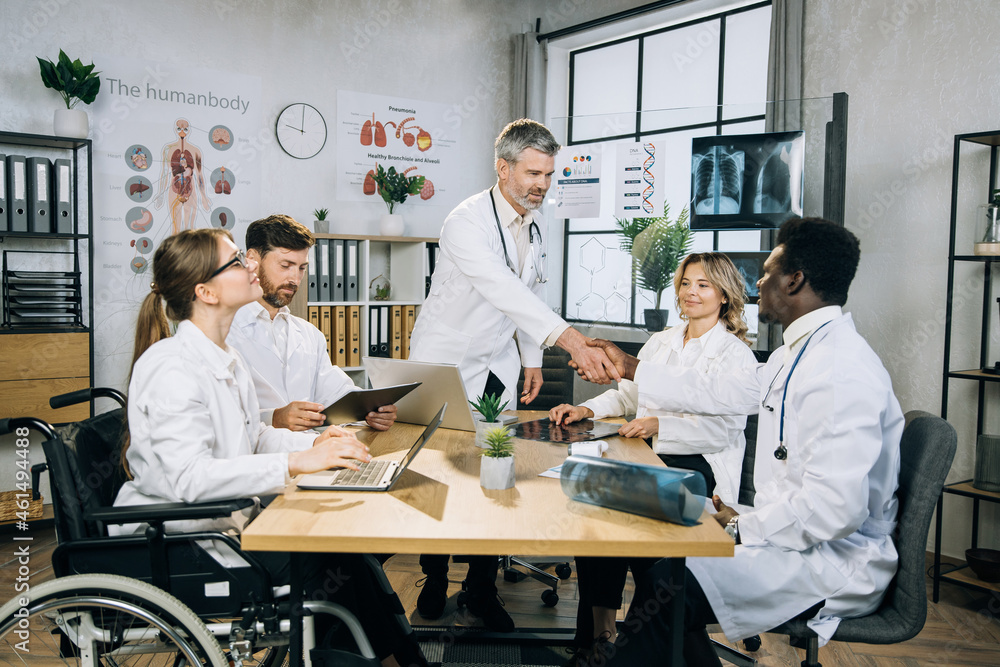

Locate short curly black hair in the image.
[775,217,860,306]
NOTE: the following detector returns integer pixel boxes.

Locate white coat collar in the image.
[235,300,289,328]
[782,305,843,356]
[665,320,730,358]
[175,320,239,381]
[491,182,533,230]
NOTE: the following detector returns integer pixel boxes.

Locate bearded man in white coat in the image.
[227,214,397,432]
[587,218,902,667]
[407,119,621,631]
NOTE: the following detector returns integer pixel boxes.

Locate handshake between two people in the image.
[563,336,638,385]
[555,328,637,387]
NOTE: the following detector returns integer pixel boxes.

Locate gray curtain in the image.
[765,0,804,133]
[763,0,804,349]
[513,30,545,121]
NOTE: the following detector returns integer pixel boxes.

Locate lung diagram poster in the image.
[337,90,457,205]
[89,55,262,389]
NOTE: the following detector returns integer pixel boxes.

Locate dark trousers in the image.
[255,551,424,665]
[572,452,716,649]
[417,371,506,596]
[605,562,721,667]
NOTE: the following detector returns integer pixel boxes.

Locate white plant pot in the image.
[480,455,515,490]
[54,108,89,139]
[380,213,404,236]
[474,419,503,448]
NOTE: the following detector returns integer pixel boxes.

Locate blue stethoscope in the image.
[763,320,831,460]
[490,186,547,283]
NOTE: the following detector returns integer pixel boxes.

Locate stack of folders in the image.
[2,250,83,327]
[367,304,416,359]
[306,238,359,302]
[1,154,74,234]
[307,305,362,368]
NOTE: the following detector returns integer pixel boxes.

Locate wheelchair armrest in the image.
[86,498,255,525]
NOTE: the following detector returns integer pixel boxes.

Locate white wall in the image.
[803,0,1000,555]
[0,0,536,496]
[1,0,536,237]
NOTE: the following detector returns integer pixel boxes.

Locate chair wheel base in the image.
[743,635,761,651]
[555,563,572,579]
[541,589,558,607]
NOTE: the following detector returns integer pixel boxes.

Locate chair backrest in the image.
[42,408,129,542]
[833,410,957,644]
[517,347,575,410]
[737,413,759,507]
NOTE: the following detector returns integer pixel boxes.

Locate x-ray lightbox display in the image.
[721,251,769,304]
[689,131,804,230]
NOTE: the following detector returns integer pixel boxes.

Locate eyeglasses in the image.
[207,249,250,280]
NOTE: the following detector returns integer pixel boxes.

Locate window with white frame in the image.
[559,1,772,332]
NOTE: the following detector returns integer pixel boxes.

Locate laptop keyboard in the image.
[331,460,391,486]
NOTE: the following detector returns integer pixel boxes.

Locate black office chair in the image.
[717,410,957,667]
[1,387,382,667]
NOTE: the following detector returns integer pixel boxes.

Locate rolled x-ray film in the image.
[560,455,707,526]
[570,441,608,457]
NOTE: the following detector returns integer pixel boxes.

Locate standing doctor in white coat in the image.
[409,118,619,408]
[586,219,903,667]
[406,119,620,631]
[227,214,397,432]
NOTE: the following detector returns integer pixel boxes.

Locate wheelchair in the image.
[0,388,390,667]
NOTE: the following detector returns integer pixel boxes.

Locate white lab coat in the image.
[634,311,902,643]
[227,302,357,424]
[580,322,756,504]
[409,187,565,404]
[115,320,317,534]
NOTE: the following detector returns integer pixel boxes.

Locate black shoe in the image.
[464,591,515,632]
[416,574,449,619]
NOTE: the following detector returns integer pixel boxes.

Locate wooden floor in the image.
[4,527,1000,666]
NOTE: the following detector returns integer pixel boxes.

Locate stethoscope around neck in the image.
[490,186,547,283]
[763,320,832,461]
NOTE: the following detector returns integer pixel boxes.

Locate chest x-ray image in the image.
[690,131,804,230]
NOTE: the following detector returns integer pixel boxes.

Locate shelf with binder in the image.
[0,130,93,424]
[293,234,436,382]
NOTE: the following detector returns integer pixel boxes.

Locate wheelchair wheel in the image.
[0,573,228,667]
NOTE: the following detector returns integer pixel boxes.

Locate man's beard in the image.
[510,183,545,211]
[260,271,296,308]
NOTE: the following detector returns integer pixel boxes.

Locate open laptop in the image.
[296,403,446,491]
[365,357,493,431]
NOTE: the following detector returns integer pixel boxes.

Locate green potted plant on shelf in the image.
[371,163,425,236]
[479,426,516,490]
[313,207,330,234]
[469,392,509,448]
[614,202,693,332]
[37,50,101,139]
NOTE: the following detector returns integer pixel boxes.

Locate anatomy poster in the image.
[336,90,458,205]
[615,141,664,219]
[554,146,602,219]
[90,55,262,389]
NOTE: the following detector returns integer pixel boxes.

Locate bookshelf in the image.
[289,234,437,386]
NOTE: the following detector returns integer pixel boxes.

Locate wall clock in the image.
[275,103,327,159]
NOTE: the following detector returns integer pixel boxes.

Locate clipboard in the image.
[322,382,421,425]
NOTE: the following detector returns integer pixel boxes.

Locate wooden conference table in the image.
[241,411,734,665]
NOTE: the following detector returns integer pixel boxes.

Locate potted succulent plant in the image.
[313,207,330,234]
[371,163,425,235]
[469,392,509,448]
[480,426,516,490]
[615,202,693,332]
[37,50,101,139]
